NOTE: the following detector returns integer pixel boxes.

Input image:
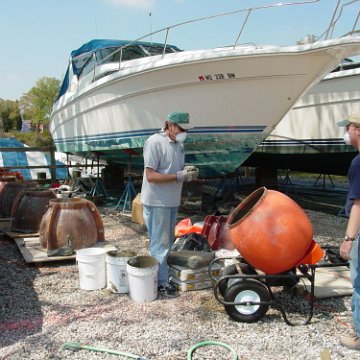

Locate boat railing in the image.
[319,0,360,40]
[86,0,359,84]
[86,0,320,82]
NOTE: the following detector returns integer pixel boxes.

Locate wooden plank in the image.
[303,265,352,298]
[14,237,76,263]
[5,229,39,238]
[14,237,117,264]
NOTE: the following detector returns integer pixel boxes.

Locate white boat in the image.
[244,58,360,175]
[50,0,360,178]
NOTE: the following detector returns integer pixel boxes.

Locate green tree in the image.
[19,77,60,125]
[14,128,54,147]
[0,99,21,132]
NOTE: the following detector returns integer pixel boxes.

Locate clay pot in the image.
[39,198,105,252]
[227,187,314,274]
[10,190,57,233]
[0,181,28,218]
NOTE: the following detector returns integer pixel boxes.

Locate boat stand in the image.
[89,178,108,197]
[116,175,136,212]
[88,153,108,198]
[213,168,244,199]
[278,169,293,186]
[313,174,335,188]
[116,153,137,212]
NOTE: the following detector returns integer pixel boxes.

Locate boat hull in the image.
[244,64,360,175]
[51,37,360,177]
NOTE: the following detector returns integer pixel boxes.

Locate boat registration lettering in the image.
[198,73,236,81]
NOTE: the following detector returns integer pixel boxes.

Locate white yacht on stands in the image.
[50,0,360,178]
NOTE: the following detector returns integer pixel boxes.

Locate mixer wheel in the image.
[218,262,257,297]
[224,279,270,323]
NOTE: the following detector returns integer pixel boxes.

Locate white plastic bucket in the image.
[106,250,136,293]
[127,256,158,303]
[76,247,106,290]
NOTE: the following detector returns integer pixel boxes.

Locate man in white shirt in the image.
[141,111,199,297]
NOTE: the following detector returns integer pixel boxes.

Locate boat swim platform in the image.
[0,220,116,265]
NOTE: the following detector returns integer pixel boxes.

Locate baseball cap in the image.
[167,111,193,130]
[336,114,360,127]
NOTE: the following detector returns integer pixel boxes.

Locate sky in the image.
[0,0,359,101]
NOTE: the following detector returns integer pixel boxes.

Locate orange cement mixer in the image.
[227,187,324,274]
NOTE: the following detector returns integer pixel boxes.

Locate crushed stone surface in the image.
[0,204,358,360]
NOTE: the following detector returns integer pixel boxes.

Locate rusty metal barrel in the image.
[39,198,105,252]
[10,190,57,233]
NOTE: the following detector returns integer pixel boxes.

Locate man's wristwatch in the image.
[344,235,355,242]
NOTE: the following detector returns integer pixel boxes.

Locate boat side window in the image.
[121,46,146,61]
[97,47,122,64]
[142,45,180,56]
[97,46,146,64]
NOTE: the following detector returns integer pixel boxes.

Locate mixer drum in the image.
[39,198,105,252]
[227,187,314,274]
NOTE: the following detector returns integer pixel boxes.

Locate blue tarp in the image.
[0,138,67,180]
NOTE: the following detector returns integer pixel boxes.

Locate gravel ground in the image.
[0,202,358,360]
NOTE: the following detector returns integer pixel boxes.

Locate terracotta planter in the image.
[10,190,57,233]
[227,187,314,274]
[39,198,105,252]
[0,181,28,218]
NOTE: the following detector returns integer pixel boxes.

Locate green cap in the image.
[337,114,360,127]
[167,111,192,130]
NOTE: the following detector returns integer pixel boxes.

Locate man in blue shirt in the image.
[141,112,199,297]
[337,114,360,350]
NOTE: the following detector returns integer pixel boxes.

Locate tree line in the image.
[0,77,60,147]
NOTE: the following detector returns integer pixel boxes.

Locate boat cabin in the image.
[58,39,182,99]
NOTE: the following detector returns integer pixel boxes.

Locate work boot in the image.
[340,335,360,350]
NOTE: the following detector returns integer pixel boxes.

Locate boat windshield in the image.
[141,44,179,56]
[73,52,96,78]
[97,46,146,63]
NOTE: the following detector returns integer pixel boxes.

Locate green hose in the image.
[60,342,150,359]
[187,340,238,360]
[61,340,238,360]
